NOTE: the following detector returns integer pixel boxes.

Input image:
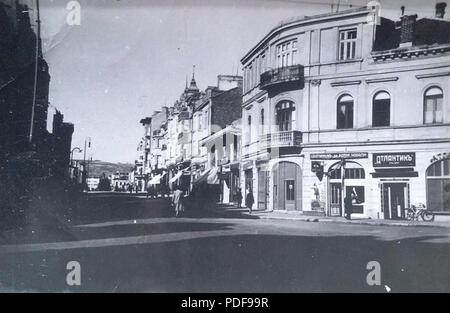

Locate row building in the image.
[240,3,450,218]
[135,3,450,219]
[133,72,243,200]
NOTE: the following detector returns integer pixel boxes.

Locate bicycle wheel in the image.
[422,211,435,222]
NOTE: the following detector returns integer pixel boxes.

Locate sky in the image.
[29,0,436,163]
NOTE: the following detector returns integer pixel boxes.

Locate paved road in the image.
[0,194,449,292]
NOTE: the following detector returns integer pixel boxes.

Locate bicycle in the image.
[406,203,435,222]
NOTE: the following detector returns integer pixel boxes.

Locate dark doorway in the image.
[382,183,408,219]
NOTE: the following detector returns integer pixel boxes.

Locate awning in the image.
[371,168,418,178]
[242,160,253,171]
[207,167,219,184]
[193,167,220,185]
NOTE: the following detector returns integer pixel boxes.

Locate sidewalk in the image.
[252,210,450,228]
[214,204,450,228]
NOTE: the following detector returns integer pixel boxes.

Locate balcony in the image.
[259,130,302,151]
[260,65,304,91]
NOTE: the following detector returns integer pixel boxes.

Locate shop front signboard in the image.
[373,152,416,167]
[310,152,368,160]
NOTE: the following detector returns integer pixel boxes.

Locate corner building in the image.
[240,5,450,219]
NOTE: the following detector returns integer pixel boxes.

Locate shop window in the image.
[426,159,450,212]
[372,91,390,127]
[424,87,443,124]
[346,186,365,214]
[337,94,354,129]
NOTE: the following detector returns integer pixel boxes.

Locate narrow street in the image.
[0,194,449,292]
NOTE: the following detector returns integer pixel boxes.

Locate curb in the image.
[257,214,449,228]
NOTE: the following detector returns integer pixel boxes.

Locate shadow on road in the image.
[0,233,449,293]
[68,195,258,226]
[71,221,235,242]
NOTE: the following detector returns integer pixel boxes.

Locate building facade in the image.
[240,4,450,218]
[136,72,242,200]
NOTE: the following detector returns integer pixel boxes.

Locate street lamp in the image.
[69,147,82,181]
[70,147,82,162]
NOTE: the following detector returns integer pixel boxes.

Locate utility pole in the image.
[29,0,41,143]
[341,159,346,217]
[82,137,91,189]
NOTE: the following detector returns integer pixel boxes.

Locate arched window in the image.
[276,101,295,131]
[337,94,354,129]
[424,87,443,124]
[372,91,390,127]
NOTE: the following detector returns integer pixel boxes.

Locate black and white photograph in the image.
[0,0,449,297]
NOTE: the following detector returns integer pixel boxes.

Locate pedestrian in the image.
[128,184,133,194]
[236,188,243,208]
[344,193,353,220]
[172,185,185,217]
[245,188,254,214]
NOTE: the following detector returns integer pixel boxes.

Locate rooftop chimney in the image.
[399,14,417,48]
[436,2,447,18]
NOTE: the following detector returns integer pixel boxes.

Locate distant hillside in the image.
[76,160,134,177]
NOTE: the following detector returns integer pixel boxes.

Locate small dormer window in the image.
[339,29,357,61]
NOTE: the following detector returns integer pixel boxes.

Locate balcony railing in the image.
[259,130,302,150]
[260,65,304,90]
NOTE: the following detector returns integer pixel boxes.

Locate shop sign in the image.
[430,152,450,164]
[310,152,368,160]
[311,161,323,173]
[373,152,415,167]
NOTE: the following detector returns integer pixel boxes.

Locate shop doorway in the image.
[272,162,302,211]
[258,170,269,210]
[330,183,342,216]
[327,161,365,216]
[381,183,409,219]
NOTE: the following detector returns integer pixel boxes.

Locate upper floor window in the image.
[260,109,265,135]
[197,114,203,131]
[247,115,252,144]
[372,91,391,127]
[337,94,354,129]
[277,40,297,68]
[424,87,443,124]
[339,29,357,61]
[276,101,295,131]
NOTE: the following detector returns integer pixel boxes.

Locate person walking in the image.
[172,185,185,217]
[344,193,353,220]
[245,188,254,214]
[236,188,243,208]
